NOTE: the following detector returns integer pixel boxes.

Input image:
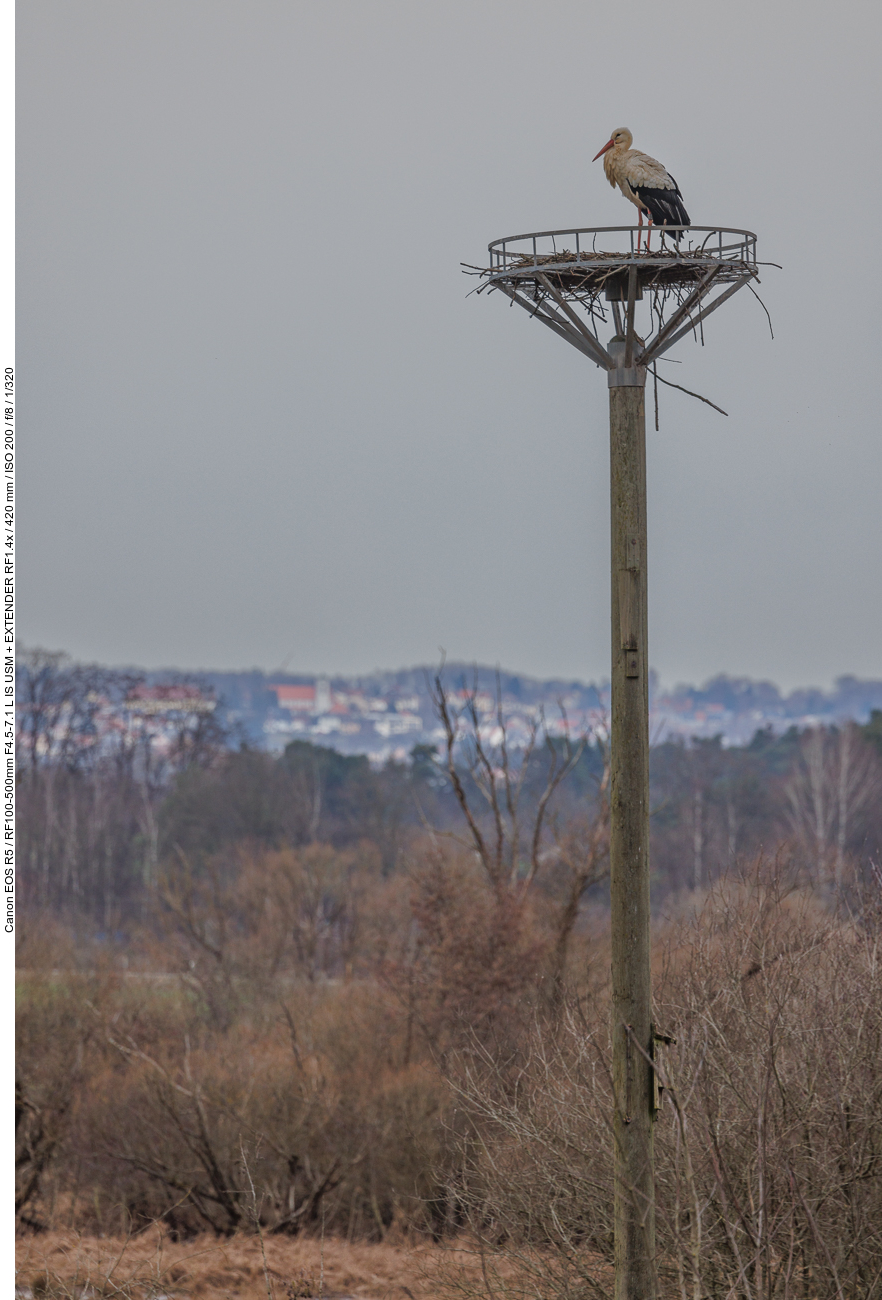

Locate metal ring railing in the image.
[487,226,757,273]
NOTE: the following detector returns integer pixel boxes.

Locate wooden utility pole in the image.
[480,222,761,1300]
[608,349,655,1300]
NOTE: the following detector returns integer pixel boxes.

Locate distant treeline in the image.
[15,648,882,924]
[22,652,882,752]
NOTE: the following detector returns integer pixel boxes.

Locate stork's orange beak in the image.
[592,138,615,161]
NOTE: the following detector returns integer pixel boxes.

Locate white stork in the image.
[593,128,690,250]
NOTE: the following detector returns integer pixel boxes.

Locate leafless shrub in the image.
[385,849,549,1061]
[652,866,882,1298]
[15,945,115,1229]
[155,843,380,1023]
[432,861,882,1300]
[67,979,451,1242]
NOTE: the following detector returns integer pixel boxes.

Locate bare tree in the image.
[430,670,584,897]
[429,669,610,1001]
[544,739,610,1000]
[16,646,123,772]
[785,724,881,888]
[16,653,231,920]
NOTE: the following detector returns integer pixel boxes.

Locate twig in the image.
[651,367,728,417]
[788,1166,846,1300]
[746,282,775,339]
[241,1140,274,1300]
[320,1199,326,1298]
[431,669,492,879]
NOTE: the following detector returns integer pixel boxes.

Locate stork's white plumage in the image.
[592,128,690,249]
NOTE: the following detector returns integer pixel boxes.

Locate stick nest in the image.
[480,247,757,296]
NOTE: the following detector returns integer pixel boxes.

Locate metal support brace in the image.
[635,265,722,365]
[536,272,613,368]
[524,290,611,366]
[495,283,610,366]
[640,274,755,363]
[492,241,758,388]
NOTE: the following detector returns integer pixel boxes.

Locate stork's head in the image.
[592,127,632,161]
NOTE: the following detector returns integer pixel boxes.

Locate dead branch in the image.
[651,366,728,416]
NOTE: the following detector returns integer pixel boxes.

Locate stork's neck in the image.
[603,144,626,184]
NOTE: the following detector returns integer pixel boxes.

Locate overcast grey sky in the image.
[19,0,882,690]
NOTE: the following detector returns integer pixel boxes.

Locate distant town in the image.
[35,661,882,765]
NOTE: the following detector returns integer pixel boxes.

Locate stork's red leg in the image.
[646,214,653,252]
[637,208,643,252]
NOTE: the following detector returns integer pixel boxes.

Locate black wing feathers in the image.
[632,178,690,239]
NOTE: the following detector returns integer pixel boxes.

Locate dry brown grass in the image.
[15,1228,462,1299]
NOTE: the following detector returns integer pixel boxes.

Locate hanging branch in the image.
[746,282,775,339]
[650,366,728,417]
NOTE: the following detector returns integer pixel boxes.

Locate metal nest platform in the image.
[482,225,758,299]
[471,225,764,383]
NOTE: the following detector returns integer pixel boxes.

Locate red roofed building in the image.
[268,679,333,714]
[270,684,316,712]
